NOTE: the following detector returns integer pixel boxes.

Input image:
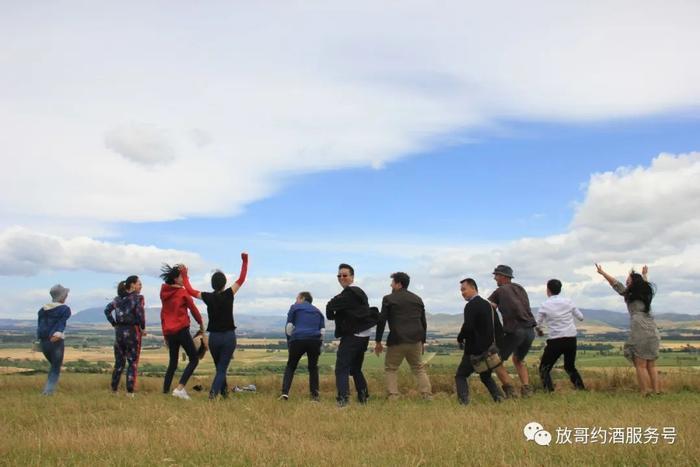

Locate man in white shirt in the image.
[536,279,586,392]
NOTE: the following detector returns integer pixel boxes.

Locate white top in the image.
[355,326,376,338]
[536,295,583,340]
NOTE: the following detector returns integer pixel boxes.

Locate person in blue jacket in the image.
[36,284,72,395]
[280,292,325,401]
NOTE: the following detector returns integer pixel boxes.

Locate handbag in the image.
[469,305,502,374]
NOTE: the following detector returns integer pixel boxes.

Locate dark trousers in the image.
[111,326,142,393]
[282,339,322,396]
[208,330,237,398]
[163,327,199,393]
[335,335,369,402]
[539,336,585,392]
[455,351,503,404]
[40,338,64,395]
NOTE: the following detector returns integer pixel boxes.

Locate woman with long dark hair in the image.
[104,275,145,396]
[179,252,248,400]
[596,264,661,396]
[160,264,205,400]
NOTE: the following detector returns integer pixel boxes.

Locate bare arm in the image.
[642,265,649,282]
[595,263,618,286]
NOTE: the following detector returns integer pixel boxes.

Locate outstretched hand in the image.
[179,264,188,275]
[241,252,248,261]
[642,265,649,276]
[595,263,604,275]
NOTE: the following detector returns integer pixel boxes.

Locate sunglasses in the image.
[337,274,351,278]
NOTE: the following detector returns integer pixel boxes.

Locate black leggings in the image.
[163,327,199,393]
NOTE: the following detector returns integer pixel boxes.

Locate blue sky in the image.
[2,2,700,318]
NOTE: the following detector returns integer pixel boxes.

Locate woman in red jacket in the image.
[160,264,205,400]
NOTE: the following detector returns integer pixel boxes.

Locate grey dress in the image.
[612,281,660,362]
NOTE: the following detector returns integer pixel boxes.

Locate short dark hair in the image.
[460,277,478,292]
[211,270,227,291]
[547,279,562,295]
[159,264,181,285]
[390,272,410,289]
[338,263,354,276]
[298,291,313,304]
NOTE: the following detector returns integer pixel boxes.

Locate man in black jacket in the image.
[455,278,504,405]
[326,263,378,407]
[374,272,432,399]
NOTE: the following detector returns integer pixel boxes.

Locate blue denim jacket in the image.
[37,303,71,339]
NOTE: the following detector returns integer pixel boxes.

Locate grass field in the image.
[2,341,699,466]
[1,371,699,466]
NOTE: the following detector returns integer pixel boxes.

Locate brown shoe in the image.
[521,384,533,398]
[502,384,518,399]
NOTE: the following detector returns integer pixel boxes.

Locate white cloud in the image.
[0,226,205,277]
[104,123,176,166]
[1,2,699,224]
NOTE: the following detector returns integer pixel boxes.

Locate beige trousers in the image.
[384,342,432,396]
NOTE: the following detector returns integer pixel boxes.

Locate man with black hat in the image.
[487,265,537,398]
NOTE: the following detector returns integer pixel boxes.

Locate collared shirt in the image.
[536,295,583,340]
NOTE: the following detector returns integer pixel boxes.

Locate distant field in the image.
[0,373,698,466]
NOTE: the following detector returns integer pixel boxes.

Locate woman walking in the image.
[104,275,145,396]
[180,252,248,400]
[160,264,205,400]
[596,264,661,396]
[36,284,72,395]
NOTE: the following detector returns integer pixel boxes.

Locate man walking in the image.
[455,278,504,405]
[280,291,325,401]
[487,265,537,398]
[374,272,432,399]
[326,263,379,407]
[536,279,586,392]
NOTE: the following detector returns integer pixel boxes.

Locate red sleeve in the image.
[235,254,249,286]
[186,294,203,326]
[181,269,200,297]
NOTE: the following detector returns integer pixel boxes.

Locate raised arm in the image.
[642,265,649,282]
[595,263,618,286]
[179,265,201,299]
[230,252,248,295]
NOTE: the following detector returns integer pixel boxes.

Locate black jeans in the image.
[455,351,503,404]
[539,336,585,392]
[281,339,322,396]
[163,327,199,393]
[335,335,369,402]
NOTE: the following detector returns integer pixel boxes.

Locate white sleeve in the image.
[285,322,295,336]
[572,305,584,321]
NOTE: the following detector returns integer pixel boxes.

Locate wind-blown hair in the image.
[160,264,181,285]
[625,272,656,313]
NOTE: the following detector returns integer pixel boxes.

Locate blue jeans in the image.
[40,338,64,395]
[208,330,237,398]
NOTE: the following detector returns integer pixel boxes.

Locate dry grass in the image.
[1,370,699,467]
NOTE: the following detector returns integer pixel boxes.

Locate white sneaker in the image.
[172,388,191,400]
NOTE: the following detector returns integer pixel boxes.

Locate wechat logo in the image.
[524,421,552,446]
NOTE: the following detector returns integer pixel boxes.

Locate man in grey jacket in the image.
[374,272,432,399]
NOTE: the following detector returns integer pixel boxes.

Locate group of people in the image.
[35,258,661,402]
